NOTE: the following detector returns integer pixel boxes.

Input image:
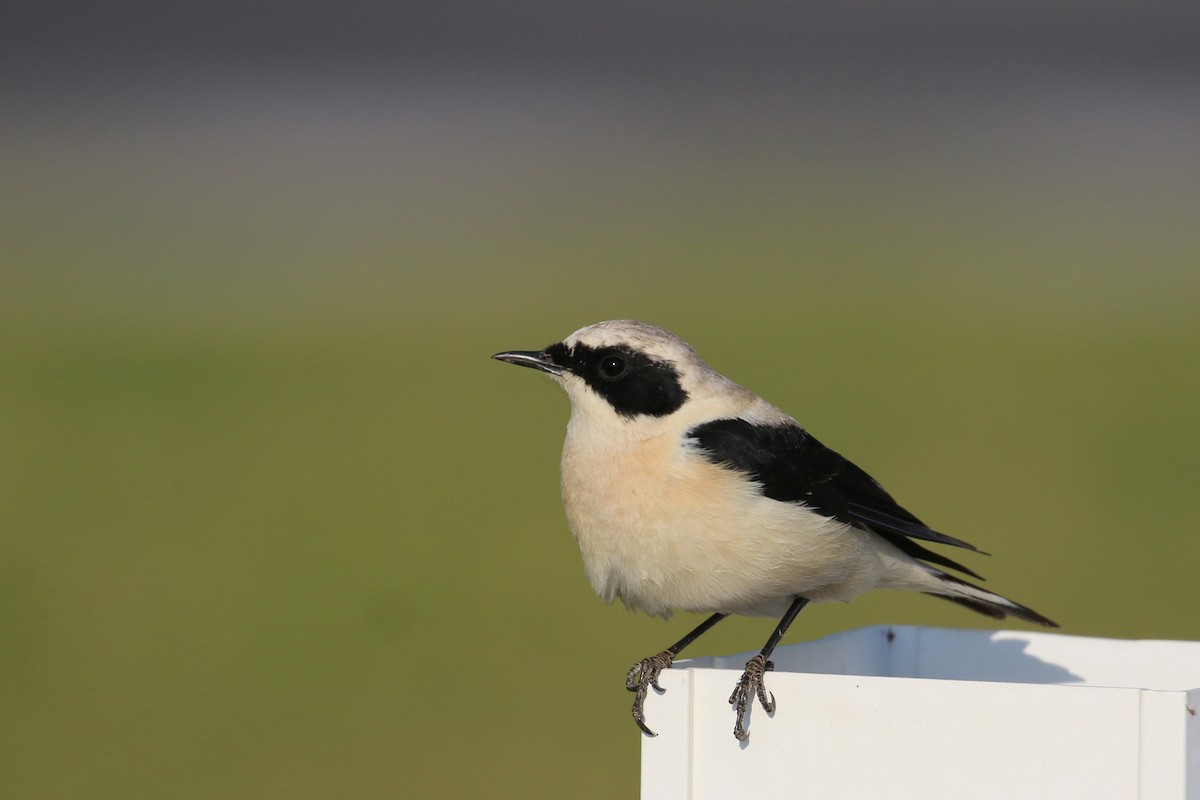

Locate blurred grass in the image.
[2,83,1199,797]
[2,266,1197,797]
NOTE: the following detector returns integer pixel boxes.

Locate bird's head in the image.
[493,320,749,428]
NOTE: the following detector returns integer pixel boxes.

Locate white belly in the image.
[561,432,893,618]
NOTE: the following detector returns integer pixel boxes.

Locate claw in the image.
[633,712,658,737]
[631,676,658,737]
[627,650,676,736]
[729,654,774,740]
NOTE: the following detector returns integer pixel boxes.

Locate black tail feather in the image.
[926,574,1059,628]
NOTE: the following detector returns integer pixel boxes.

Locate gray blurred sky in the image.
[5,2,1198,323]
[6,1,1200,92]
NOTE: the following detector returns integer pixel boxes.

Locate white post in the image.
[640,626,1200,800]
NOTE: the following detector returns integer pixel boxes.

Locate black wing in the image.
[687,417,987,579]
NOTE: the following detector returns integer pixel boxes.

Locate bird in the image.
[492,320,1056,740]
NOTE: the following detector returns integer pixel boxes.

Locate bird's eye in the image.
[598,355,628,379]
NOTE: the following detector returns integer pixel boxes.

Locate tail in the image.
[925,573,1058,628]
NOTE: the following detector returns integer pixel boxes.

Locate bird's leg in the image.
[729,596,809,741]
[628,612,727,736]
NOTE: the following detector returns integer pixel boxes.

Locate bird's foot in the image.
[728,654,775,741]
[626,650,677,736]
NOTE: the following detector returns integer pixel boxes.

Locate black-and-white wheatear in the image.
[494,320,1056,740]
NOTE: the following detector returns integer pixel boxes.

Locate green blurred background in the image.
[3,3,1199,797]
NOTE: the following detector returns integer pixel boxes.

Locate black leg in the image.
[729,596,809,741]
[627,612,728,736]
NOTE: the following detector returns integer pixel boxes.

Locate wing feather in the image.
[687,417,986,579]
